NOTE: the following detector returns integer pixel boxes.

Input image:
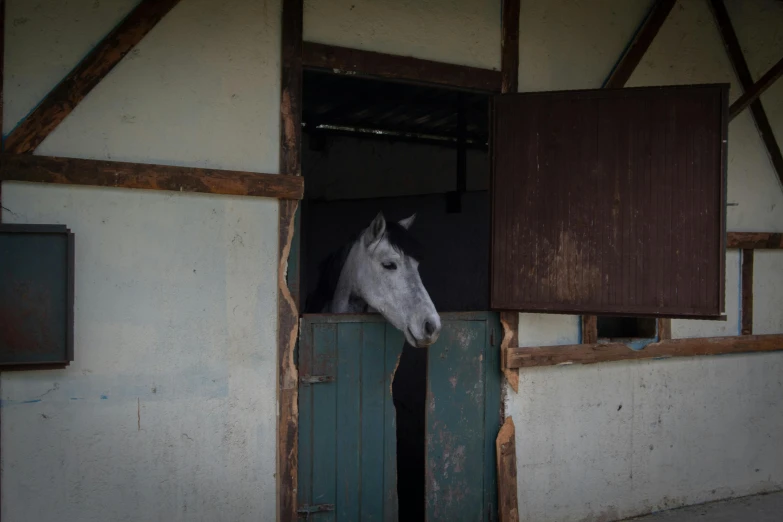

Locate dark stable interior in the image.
[300,69,490,520]
[597,316,658,339]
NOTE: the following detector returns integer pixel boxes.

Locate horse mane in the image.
[304,218,424,313]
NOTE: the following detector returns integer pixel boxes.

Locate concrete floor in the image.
[622,491,783,521]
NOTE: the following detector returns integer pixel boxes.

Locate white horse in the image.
[306,212,442,348]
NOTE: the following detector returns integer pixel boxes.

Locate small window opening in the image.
[597,316,657,339]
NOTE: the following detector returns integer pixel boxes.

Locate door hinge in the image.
[297,504,335,518]
[300,375,334,385]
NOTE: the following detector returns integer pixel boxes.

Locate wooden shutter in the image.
[490,84,728,317]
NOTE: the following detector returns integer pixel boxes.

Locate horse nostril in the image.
[424,321,435,336]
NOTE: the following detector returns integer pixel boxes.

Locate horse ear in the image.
[364,212,386,246]
[398,213,416,230]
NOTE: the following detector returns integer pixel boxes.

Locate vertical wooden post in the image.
[278,0,303,521]
[499,0,520,396]
[496,417,519,522]
[658,318,672,341]
[741,249,754,335]
[582,315,598,344]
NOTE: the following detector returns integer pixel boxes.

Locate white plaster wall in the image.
[2,184,279,522]
[303,0,501,70]
[1,0,282,520]
[508,1,783,520]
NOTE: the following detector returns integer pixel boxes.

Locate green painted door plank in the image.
[336,323,362,521]
[312,323,338,521]
[384,325,404,522]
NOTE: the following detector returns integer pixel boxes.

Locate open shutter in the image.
[490,84,728,318]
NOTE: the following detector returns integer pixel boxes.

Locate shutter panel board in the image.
[490,84,728,317]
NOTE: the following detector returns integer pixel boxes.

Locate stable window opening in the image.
[597,316,657,340]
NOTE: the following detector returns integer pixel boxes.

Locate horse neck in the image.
[331,240,369,313]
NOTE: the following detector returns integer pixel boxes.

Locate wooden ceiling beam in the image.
[603,0,676,88]
[4,0,182,154]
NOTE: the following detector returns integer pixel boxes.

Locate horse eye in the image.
[382,262,397,270]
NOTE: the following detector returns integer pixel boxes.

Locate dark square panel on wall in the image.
[0,224,75,369]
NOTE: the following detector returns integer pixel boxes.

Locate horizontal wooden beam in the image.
[603,0,676,88]
[503,334,783,369]
[729,56,783,120]
[727,232,783,249]
[0,154,304,199]
[302,42,502,92]
[4,0,182,154]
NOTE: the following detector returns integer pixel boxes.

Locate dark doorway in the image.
[300,69,491,519]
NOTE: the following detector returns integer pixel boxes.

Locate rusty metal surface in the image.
[0,224,74,368]
[490,84,728,317]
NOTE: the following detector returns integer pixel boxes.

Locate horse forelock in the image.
[384,220,424,262]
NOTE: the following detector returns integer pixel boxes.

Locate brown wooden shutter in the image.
[490,84,728,318]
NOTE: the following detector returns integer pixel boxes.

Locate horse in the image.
[305,212,442,348]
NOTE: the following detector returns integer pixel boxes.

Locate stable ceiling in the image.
[302,69,490,145]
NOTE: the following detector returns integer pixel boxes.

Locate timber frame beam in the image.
[0,0,299,202]
[504,334,783,369]
[0,154,304,199]
[303,42,502,92]
[709,0,783,192]
[5,0,183,155]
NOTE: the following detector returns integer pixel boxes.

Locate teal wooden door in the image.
[298,312,501,521]
[298,316,402,521]
[425,312,501,521]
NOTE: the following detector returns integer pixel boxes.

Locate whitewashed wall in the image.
[303,0,501,70]
[1,0,281,521]
[509,1,783,521]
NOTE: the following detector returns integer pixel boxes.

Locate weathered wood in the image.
[280,3,303,178]
[741,249,754,335]
[500,312,520,393]
[729,57,783,120]
[503,334,783,369]
[0,154,303,199]
[501,0,520,94]
[302,42,502,93]
[727,232,783,249]
[582,316,598,344]
[657,318,672,341]
[496,416,519,522]
[603,0,676,88]
[4,0,181,154]
[710,0,783,191]
[277,200,300,522]
[278,1,303,519]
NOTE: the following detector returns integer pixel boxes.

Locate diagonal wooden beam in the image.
[729,56,783,120]
[4,0,181,154]
[603,0,676,88]
[709,0,783,191]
